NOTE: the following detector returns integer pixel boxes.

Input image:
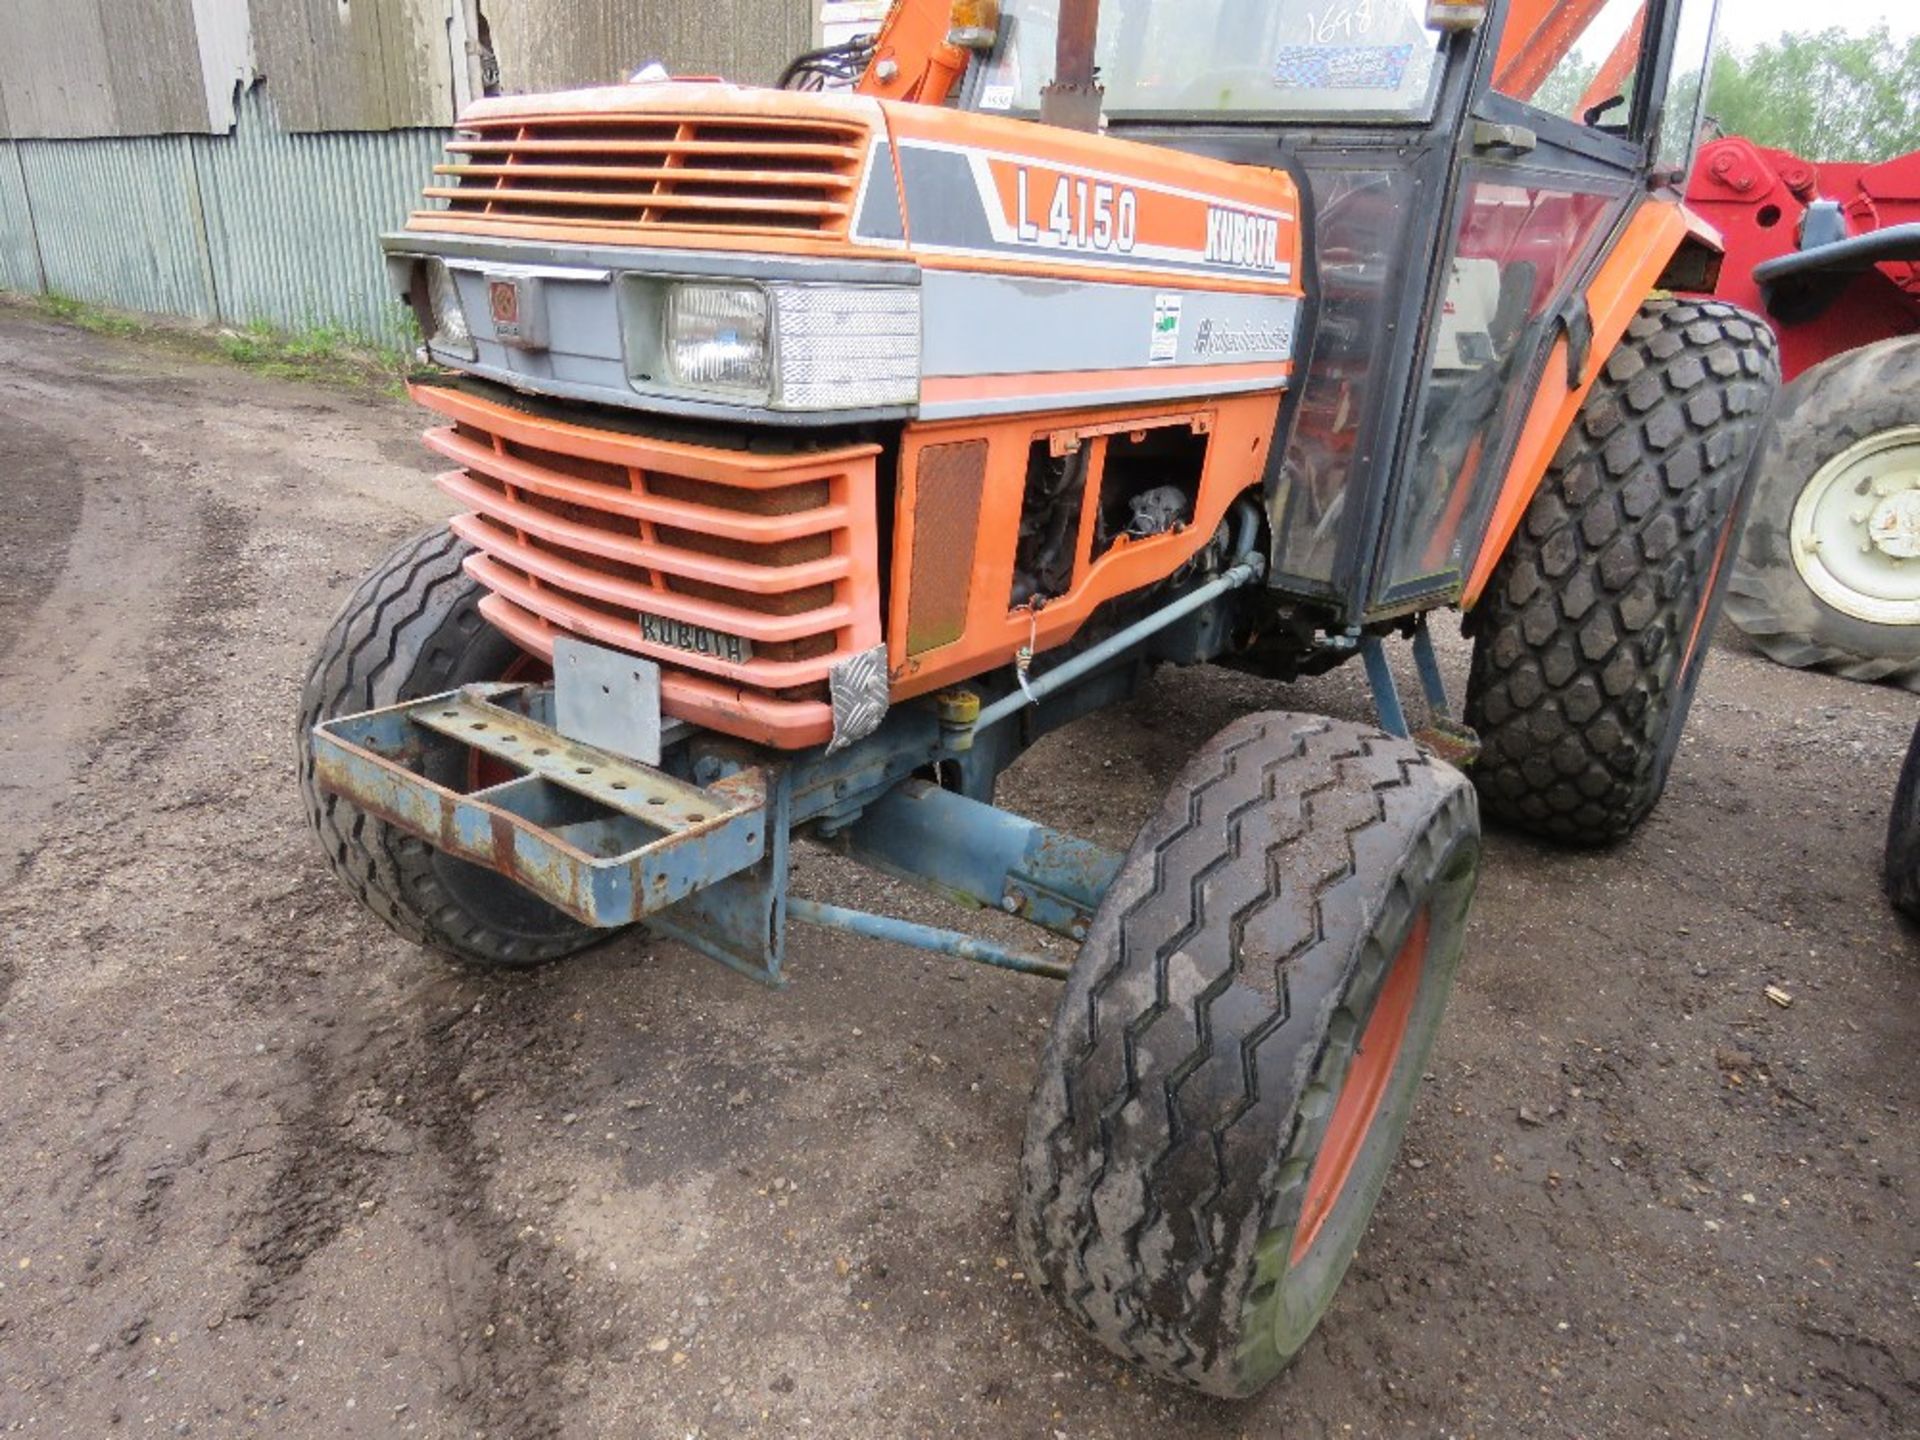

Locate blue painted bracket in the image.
[312,684,768,928]
[1360,635,1410,739]
[842,779,1120,940]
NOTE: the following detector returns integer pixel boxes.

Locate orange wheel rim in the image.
[1290,907,1431,1267]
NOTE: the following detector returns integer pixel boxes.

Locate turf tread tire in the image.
[1724,333,1920,692]
[1017,713,1479,1397]
[1464,299,1779,846]
[296,526,602,967]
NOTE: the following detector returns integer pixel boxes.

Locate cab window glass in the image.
[1494,0,1649,131]
[1658,0,1720,174]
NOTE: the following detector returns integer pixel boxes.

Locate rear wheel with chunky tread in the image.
[296,526,606,967]
[1724,334,1920,691]
[1464,299,1779,846]
[1017,714,1480,1398]
[1887,721,1920,920]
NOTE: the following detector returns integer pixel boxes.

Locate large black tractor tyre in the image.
[297,526,606,967]
[1887,720,1920,920]
[1018,714,1480,1398]
[1724,334,1920,691]
[1464,299,1779,846]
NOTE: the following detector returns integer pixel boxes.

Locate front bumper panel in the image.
[312,684,767,928]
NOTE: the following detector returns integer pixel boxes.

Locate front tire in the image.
[1724,334,1920,691]
[297,526,606,967]
[1018,714,1480,1397]
[1464,299,1779,846]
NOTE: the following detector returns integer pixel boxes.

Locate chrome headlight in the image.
[424,257,475,361]
[658,280,920,411]
[665,283,772,396]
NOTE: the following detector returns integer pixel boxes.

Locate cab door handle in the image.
[1472,121,1538,156]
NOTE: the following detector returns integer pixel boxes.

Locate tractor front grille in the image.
[414,384,882,749]
[418,112,870,239]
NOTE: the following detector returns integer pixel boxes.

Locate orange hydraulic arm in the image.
[857,0,987,106]
[1578,5,1645,116]
[1496,0,1634,101]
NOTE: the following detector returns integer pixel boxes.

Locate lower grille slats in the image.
[414,383,883,749]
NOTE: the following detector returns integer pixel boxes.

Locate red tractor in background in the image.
[1687,136,1920,688]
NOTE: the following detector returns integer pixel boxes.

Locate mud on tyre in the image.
[296,525,606,966]
[1017,714,1479,1398]
[1464,299,1779,846]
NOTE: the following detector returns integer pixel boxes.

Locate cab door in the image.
[1367,0,1719,613]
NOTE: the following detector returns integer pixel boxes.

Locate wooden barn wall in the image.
[0,0,222,139]
[484,0,815,95]
[248,0,464,132]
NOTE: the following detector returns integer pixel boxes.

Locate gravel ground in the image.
[1,305,1915,1438]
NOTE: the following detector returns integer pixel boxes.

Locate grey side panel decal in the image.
[852,140,907,246]
[921,271,1299,377]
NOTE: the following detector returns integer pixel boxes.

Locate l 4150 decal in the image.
[1014,168,1141,254]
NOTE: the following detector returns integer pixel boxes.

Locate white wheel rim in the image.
[1788,424,1920,626]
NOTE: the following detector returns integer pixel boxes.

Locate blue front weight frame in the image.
[311,543,1265,985]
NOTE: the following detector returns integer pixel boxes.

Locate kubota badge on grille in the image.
[483,271,548,350]
[638,612,754,665]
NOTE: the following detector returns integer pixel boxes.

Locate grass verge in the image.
[10,292,413,391]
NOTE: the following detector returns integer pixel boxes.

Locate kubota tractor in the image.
[302,0,1775,1396]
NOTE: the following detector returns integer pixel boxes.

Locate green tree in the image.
[1705,24,1920,162]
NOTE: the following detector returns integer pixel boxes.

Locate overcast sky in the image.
[1720,0,1917,47]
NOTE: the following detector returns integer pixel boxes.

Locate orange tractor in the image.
[303,0,1775,1396]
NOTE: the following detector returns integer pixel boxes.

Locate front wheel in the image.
[296,526,609,967]
[1464,299,1780,846]
[1017,714,1480,1397]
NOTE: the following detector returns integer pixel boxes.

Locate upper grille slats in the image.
[427,429,851,544]
[438,470,851,597]
[419,112,871,238]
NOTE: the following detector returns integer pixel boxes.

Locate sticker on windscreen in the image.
[1272,43,1415,90]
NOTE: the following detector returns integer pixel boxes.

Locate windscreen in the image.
[978,0,1449,120]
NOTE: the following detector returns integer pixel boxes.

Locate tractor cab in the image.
[867,0,1724,627]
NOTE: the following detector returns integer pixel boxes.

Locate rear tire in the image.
[1464,299,1779,846]
[1887,721,1920,920]
[1018,714,1480,1397]
[1724,335,1920,692]
[296,526,607,967]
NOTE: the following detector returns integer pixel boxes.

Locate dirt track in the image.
[1,305,1915,1438]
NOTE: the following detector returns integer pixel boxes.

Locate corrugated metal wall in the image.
[0,142,42,294]
[196,86,447,339]
[0,85,443,345]
[15,136,217,321]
